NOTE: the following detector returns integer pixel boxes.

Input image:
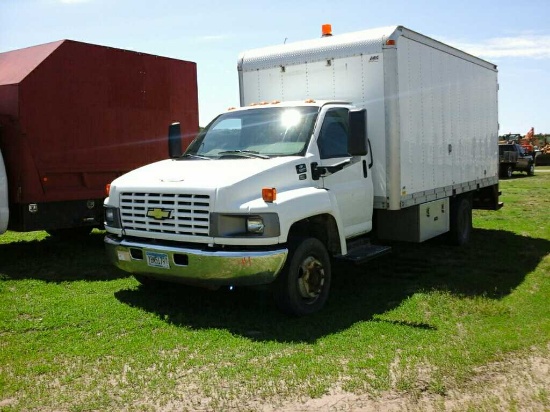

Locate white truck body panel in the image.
[239,25,499,210]
[0,150,9,234]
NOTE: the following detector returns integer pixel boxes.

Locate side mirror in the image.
[168,122,183,159]
[348,109,368,156]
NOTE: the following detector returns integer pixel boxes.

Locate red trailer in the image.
[0,40,198,236]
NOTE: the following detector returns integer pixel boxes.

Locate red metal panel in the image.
[0,40,198,206]
[0,85,19,117]
[0,41,63,86]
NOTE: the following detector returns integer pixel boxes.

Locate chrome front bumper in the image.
[105,235,288,287]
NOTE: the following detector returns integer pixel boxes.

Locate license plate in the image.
[146,252,170,269]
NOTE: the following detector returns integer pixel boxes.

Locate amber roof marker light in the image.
[322,24,332,37]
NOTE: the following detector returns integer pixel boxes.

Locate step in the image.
[336,243,392,265]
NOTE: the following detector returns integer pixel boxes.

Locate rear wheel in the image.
[504,165,513,178]
[499,164,513,179]
[272,237,331,316]
[448,195,472,246]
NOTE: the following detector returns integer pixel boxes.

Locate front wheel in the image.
[272,237,331,316]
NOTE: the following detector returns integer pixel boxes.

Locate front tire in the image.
[272,237,331,316]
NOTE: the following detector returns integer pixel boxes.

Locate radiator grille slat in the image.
[120,192,210,236]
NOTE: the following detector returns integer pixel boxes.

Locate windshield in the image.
[185,106,319,159]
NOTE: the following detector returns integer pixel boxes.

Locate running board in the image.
[336,243,392,265]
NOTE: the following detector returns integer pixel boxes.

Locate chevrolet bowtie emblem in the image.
[147,208,173,220]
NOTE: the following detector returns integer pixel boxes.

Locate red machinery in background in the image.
[0,40,198,236]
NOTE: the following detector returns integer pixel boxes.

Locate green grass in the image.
[1,170,549,410]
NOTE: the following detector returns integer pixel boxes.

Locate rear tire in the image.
[448,195,472,246]
[505,165,513,178]
[272,237,331,316]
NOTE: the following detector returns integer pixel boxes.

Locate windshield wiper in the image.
[218,150,270,159]
[180,153,212,160]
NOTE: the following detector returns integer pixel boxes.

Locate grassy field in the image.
[1,169,549,411]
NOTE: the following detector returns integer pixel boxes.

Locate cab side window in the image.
[318,108,349,159]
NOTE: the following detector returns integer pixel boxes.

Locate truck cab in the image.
[105,100,373,315]
[182,101,374,238]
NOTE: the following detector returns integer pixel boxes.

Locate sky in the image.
[1,0,550,134]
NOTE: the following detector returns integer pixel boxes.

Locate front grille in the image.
[120,192,210,236]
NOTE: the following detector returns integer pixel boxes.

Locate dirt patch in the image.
[257,347,550,411]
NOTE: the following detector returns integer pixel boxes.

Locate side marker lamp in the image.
[262,187,277,203]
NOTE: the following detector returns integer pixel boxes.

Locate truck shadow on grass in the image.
[0,231,128,282]
[115,228,550,343]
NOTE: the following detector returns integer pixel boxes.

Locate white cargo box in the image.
[238,26,499,210]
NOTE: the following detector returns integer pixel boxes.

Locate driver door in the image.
[317,108,373,238]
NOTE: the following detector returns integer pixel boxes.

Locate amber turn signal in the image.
[262,187,276,203]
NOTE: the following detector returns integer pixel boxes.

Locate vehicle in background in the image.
[104,25,501,315]
[498,142,535,178]
[0,40,198,237]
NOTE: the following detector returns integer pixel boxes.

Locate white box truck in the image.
[104,25,501,316]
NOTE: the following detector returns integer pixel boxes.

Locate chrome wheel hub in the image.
[297,256,325,300]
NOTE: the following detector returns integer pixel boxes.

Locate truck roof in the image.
[230,99,351,112]
[239,25,497,72]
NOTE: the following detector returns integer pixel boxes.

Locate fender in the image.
[244,186,349,254]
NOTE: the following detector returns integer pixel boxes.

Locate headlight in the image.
[210,213,279,237]
[105,208,114,221]
[104,206,121,228]
[247,216,264,234]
